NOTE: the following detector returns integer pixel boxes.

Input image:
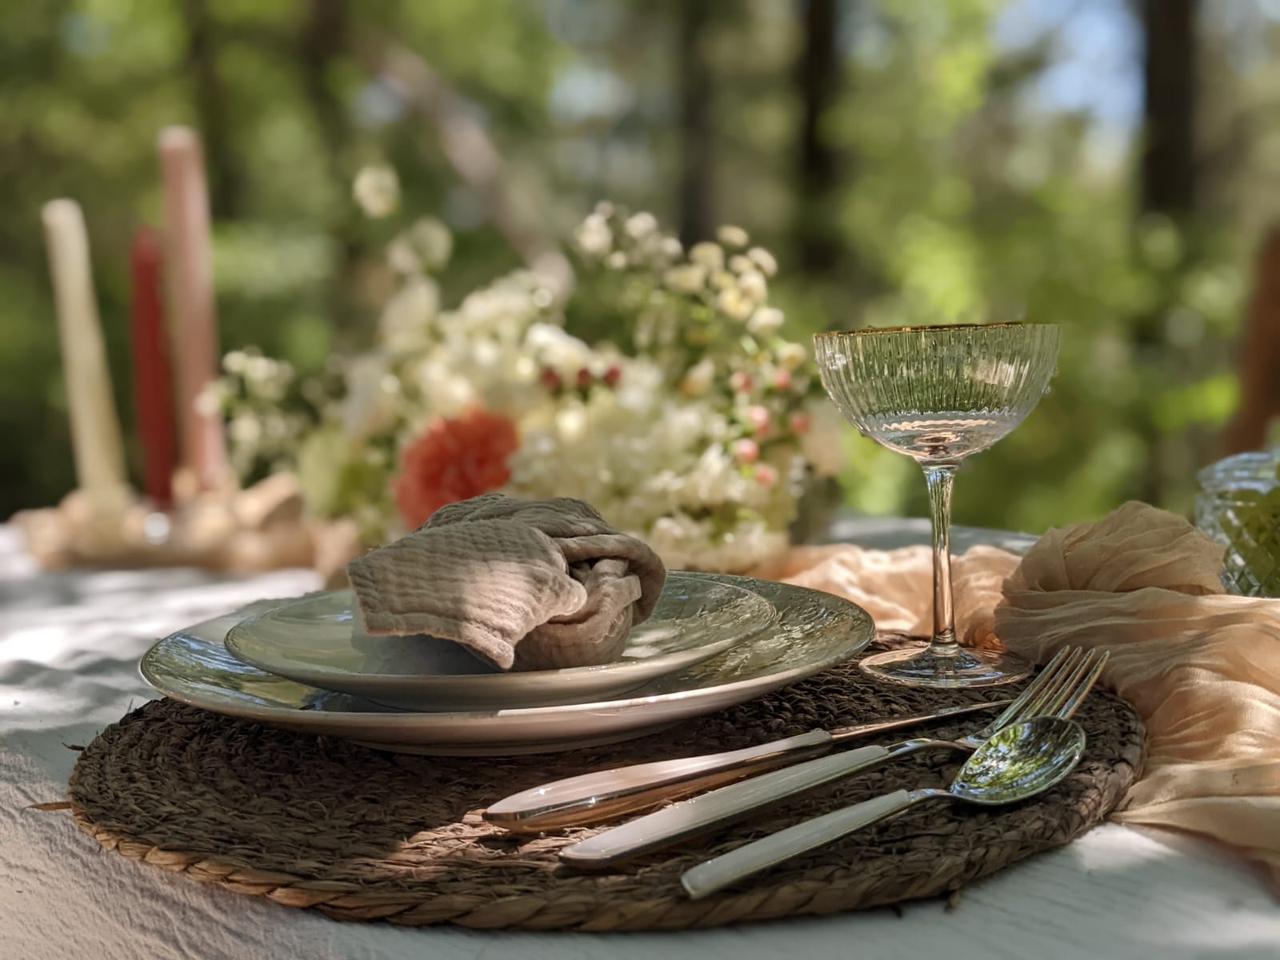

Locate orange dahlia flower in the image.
[392,409,519,528]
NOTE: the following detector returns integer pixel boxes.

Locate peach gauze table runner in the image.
[766,501,1280,892]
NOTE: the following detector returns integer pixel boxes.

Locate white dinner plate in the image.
[224,573,776,710]
[139,575,875,756]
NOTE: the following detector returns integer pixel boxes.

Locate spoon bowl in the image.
[947,715,1087,805]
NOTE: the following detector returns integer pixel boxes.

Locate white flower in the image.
[645,511,786,572]
[229,414,261,446]
[575,213,613,257]
[799,400,847,477]
[660,237,683,259]
[737,269,768,302]
[556,403,589,443]
[223,350,247,374]
[689,242,725,271]
[716,287,755,322]
[716,224,749,248]
[513,355,538,382]
[777,341,807,370]
[387,218,453,275]
[663,264,707,294]
[747,306,785,336]
[380,276,440,354]
[606,250,628,269]
[387,236,421,274]
[296,426,351,516]
[728,254,753,274]
[245,355,274,383]
[410,217,453,271]
[680,358,716,396]
[709,269,736,291]
[526,322,594,373]
[625,211,658,239]
[413,357,475,416]
[341,354,397,440]
[352,165,400,218]
[747,246,778,277]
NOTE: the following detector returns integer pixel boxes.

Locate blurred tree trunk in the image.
[677,1,713,246]
[185,0,242,217]
[1223,227,1280,453]
[1139,0,1198,220]
[299,0,348,174]
[1136,0,1200,502]
[795,0,843,276]
[298,0,360,333]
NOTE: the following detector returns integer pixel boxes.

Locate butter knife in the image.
[483,698,1009,834]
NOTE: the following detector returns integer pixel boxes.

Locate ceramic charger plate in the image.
[224,573,776,710]
[140,575,876,756]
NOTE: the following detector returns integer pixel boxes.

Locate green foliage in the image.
[0,0,1265,538]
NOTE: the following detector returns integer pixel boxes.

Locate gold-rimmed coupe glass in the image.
[813,322,1060,688]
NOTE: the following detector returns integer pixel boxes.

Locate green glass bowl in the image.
[1195,451,1280,597]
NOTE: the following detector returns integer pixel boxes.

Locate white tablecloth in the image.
[2,523,1277,960]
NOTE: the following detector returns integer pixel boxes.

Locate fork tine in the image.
[1039,648,1105,718]
[1008,647,1085,724]
[1013,647,1085,721]
[982,646,1074,734]
[1054,649,1110,719]
[1031,647,1093,717]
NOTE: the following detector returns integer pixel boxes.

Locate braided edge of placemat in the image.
[70,748,1140,931]
[65,684,1144,931]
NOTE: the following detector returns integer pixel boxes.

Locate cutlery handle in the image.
[681,789,920,899]
[485,729,836,833]
[559,740,923,869]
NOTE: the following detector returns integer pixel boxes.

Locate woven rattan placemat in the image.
[67,650,1143,931]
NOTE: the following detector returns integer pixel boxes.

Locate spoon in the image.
[681,715,1087,900]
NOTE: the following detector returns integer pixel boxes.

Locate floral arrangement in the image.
[216,175,843,571]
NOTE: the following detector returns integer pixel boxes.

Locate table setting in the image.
[5,142,1280,959]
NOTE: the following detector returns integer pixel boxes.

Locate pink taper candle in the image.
[159,125,228,492]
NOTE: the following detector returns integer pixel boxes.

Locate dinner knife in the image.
[483,698,1010,834]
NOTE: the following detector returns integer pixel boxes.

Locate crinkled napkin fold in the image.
[767,501,1280,893]
[348,494,666,671]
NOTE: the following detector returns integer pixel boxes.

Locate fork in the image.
[559,646,1107,869]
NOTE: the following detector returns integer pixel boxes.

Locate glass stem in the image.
[923,464,958,656]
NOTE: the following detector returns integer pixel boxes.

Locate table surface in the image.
[2,523,1277,960]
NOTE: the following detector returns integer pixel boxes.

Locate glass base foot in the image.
[859,642,1030,689]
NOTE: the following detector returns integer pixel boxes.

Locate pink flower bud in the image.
[576,368,594,389]
[729,371,754,394]
[773,368,793,391]
[603,364,623,387]
[540,367,562,391]
[746,405,773,438]
[755,463,779,488]
[789,411,812,435]
[732,438,760,464]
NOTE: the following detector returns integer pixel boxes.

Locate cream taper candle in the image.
[159,125,228,492]
[41,198,128,503]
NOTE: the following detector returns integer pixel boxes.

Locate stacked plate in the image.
[140,572,876,756]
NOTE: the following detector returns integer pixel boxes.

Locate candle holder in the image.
[12,472,360,583]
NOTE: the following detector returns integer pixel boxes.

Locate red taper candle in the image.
[129,226,177,508]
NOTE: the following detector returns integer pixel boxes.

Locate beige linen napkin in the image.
[348,494,666,671]
[770,501,1280,891]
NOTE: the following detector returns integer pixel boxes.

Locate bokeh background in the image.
[3,0,1278,532]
